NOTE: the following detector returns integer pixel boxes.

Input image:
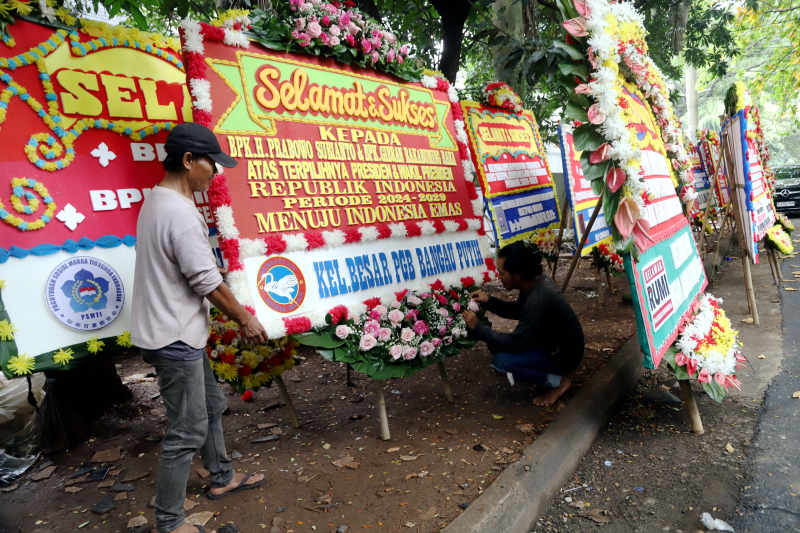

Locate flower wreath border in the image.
[179,21,497,340]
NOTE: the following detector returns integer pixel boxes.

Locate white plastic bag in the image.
[701,512,735,532]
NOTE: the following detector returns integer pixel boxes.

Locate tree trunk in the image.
[524,0,540,40]
[672,0,690,54]
[355,0,382,22]
[492,0,523,86]
[685,65,698,142]
[431,0,472,83]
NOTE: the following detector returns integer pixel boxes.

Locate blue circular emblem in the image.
[45,256,125,331]
[256,256,306,314]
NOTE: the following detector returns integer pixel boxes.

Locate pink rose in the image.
[452,302,461,312]
[378,328,392,341]
[322,15,331,25]
[310,0,321,4]
[388,309,404,324]
[329,24,341,36]
[451,328,461,337]
[361,39,371,52]
[438,308,449,318]
[468,300,479,312]
[400,44,408,55]
[307,21,322,38]
[329,35,340,46]
[335,325,351,339]
[446,317,453,326]
[339,13,350,25]
[390,301,400,308]
[389,345,403,360]
[413,320,429,335]
[407,295,422,305]
[373,305,387,317]
[295,18,306,29]
[370,37,382,49]
[320,32,331,44]
[300,2,313,10]
[405,310,419,321]
[371,29,383,38]
[402,346,417,360]
[359,334,377,351]
[363,320,380,336]
[431,338,441,347]
[387,49,395,62]
[443,336,453,345]
[419,341,435,357]
[436,295,447,305]
[397,55,403,65]
[345,34,356,46]
[400,328,415,343]
[370,309,381,320]
[371,50,379,63]
[349,22,359,35]
[439,327,447,335]
[385,32,396,44]
[325,4,337,13]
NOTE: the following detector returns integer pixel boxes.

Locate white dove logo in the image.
[259,271,298,300]
[256,257,307,313]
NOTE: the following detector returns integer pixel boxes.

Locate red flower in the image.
[485,257,496,270]
[364,297,381,309]
[305,232,326,250]
[264,235,287,254]
[344,228,361,243]
[430,280,445,292]
[238,364,253,377]
[433,220,446,233]
[219,352,235,365]
[328,305,348,324]
[376,224,392,239]
[193,109,214,127]
[241,390,253,401]
[219,237,240,264]
[483,271,492,283]
[284,316,312,335]
[395,289,408,300]
[344,0,356,6]
[185,52,207,80]
[207,175,232,207]
[460,276,476,287]
[232,22,242,31]
[199,22,227,42]
[258,360,271,373]
[405,221,421,237]
[465,181,479,200]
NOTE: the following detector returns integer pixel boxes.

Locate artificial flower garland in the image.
[765,225,793,256]
[776,212,794,233]
[482,81,523,114]
[0,318,16,340]
[525,228,560,263]
[0,177,56,231]
[181,19,496,341]
[7,352,34,375]
[669,293,744,401]
[592,241,624,275]
[207,308,297,393]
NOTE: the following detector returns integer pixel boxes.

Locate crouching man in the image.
[460,242,585,406]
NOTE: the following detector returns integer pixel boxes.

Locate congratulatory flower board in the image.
[0,16,215,378]
[182,21,496,345]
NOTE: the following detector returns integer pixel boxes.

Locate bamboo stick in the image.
[273,374,301,429]
[437,361,455,403]
[605,267,615,294]
[561,188,604,293]
[678,380,704,435]
[551,198,571,279]
[373,380,390,440]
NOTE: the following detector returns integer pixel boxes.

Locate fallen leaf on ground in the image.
[31,466,56,481]
[786,288,799,291]
[516,423,535,433]
[185,498,198,510]
[400,456,418,461]
[185,511,214,526]
[742,317,754,323]
[725,444,735,453]
[498,447,514,454]
[792,391,800,399]
[322,443,331,450]
[759,355,766,359]
[127,516,148,528]
[492,415,504,420]
[332,457,360,469]
[90,447,121,463]
[582,509,611,524]
[65,487,83,494]
[386,447,400,453]
[258,423,277,430]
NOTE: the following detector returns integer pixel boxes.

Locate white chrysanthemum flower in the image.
[389,223,407,238]
[239,238,267,258]
[359,226,379,242]
[265,319,288,339]
[284,233,309,252]
[322,229,346,248]
[215,205,239,239]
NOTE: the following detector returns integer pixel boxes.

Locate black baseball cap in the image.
[165,122,237,168]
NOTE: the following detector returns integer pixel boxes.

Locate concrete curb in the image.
[703,230,737,281]
[442,336,645,533]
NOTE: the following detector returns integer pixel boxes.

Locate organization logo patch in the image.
[45,256,125,331]
[256,256,306,313]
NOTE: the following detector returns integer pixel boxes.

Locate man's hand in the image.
[470,290,489,304]
[217,266,229,276]
[461,310,479,329]
[237,313,268,345]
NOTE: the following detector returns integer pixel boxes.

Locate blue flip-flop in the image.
[207,473,265,500]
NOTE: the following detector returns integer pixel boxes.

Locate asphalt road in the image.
[736,246,800,532]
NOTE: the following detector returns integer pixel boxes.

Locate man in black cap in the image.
[132,123,269,533]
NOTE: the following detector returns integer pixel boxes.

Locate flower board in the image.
[460,99,560,247]
[180,19,495,344]
[557,122,613,256]
[688,145,713,214]
[0,13,217,378]
[697,129,730,208]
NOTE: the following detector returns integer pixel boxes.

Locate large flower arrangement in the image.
[525,228,559,263]
[247,1,418,81]
[558,0,696,259]
[207,308,297,393]
[296,279,485,379]
[481,82,523,114]
[776,212,794,233]
[591,242,624,276]
[765,225,793,256]
[664,294,744,402]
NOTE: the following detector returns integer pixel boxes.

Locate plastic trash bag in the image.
[0,373,44,485]
[701,512,735,532]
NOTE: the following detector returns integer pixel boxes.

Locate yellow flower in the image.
[216,362,239,382]
[116,331,132,348]
[7,353,35,375]
[0,319,17,341]
[223,345,239,357]
[240,350,259,369]
[87,336,105,354]
[0,279,5,290]
[53,347,74,365]
[9,0,32,16]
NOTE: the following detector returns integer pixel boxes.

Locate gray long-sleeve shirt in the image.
[472,274,584,374]
[131,185,223,350]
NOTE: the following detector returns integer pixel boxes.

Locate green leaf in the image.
[317,349,335,361]
[558,62,588,81]
[701,380,726,403]
[565,101,589,122]
[603,186,622,229]
[590,177,604,196]
[572,124,604,151]
[292,331,343,349]
[552,41,584,60]
[569,93,592,108]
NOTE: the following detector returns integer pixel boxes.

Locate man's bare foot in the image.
[208,472,265,497]
[168,523,215,533]
[533,376,571,407]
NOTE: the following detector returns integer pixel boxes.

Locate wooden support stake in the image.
[346,363,353,386]
[678,379,704,435]
[551,198,571,279]
[437,361,455,403]
[373,380,390,441]
[766,245,780,286]
[273,374,301,429]
[561,188,604,293]
[605,267,615,294]
[594,263,604,304]
[711,204,732,272]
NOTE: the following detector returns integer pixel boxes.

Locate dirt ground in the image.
[1,259,637,533]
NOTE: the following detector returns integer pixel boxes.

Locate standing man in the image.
[460,242,584,407]
[132,123,269,533]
